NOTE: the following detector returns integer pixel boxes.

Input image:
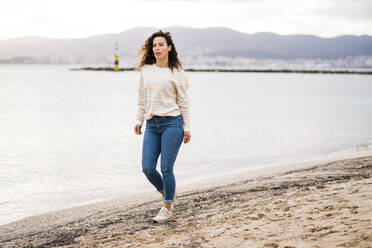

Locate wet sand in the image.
[1,152,371,248]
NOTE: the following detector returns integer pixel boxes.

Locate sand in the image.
[1,150,371,248]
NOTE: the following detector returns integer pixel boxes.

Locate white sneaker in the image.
[153,206,173,222]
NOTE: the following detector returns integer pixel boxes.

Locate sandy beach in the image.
[1,150,371,248]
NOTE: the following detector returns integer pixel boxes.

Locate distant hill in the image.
[0,26,371,68]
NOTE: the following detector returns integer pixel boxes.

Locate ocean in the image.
[0,64,371,225]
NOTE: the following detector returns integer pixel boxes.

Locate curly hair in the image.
[136,30,183,72]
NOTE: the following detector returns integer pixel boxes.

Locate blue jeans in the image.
[142,115,184,203]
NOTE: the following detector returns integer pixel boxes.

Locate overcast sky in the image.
[1,0,371,40]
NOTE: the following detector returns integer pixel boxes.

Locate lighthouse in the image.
[114,42,119,71]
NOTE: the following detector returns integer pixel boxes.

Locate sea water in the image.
[0,64,371,225]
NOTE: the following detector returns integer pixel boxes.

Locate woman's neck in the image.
[155,58,169,68]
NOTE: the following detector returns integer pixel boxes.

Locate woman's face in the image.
[152,36,171,60]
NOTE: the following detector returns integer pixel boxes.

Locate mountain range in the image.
[0,26,371,68]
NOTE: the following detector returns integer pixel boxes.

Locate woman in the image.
[134,30,191,222]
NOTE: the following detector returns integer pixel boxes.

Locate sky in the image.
[1,0,371,40]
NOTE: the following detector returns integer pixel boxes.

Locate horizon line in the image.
[1,26,371,41]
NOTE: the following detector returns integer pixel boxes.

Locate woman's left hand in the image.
[183,131,191,144]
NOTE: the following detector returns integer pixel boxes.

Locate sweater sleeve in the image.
[136,71,145,126]
[176,69,190,132]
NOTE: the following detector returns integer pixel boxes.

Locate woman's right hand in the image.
[134,124,143,135]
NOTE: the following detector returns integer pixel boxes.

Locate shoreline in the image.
[1,150,371,247]
[1,149,370,227]
[69,67,372,75]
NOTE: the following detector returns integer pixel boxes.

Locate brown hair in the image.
[136,30,183,72]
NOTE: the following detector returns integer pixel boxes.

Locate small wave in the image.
[329,142,372,155]
[0,201,11,206]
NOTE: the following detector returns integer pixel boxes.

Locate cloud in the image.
[30,13,59,23]
[0,0,371,40]
[313,0,372,20]
[139,0,260,1]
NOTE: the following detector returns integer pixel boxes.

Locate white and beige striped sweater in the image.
[136,63,190,131]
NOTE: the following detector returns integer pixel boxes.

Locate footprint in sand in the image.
[309,225,333,233]
[349,188,360,194]
[264,242,279,248]
[267,233,277,237]
[323,205,335,211]
[361,232,372,241]
[334,187,344,190]
[324,213,333,218]
[316,184,326,189]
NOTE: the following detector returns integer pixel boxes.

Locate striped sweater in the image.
[136,63,190,131]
